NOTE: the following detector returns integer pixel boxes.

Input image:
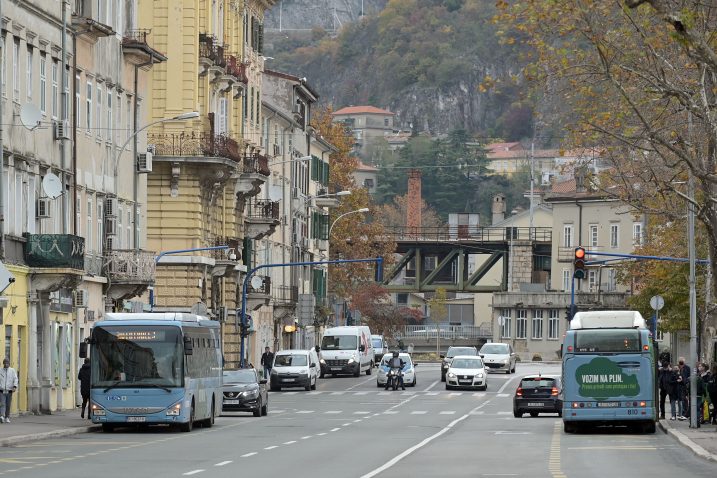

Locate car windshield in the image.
[321,335,358,351]
[480,344,509,354]
[520,378,556,388]
[274,354,308,367]
[447,347,477,358]
[371,339,383,348]
[223,370,257,384]
[451,358,484,369]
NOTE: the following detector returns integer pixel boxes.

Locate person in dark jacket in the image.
[78,359,91,419]
[708,363,717,425]
[658,361,679,420]
[676,357,690,420]
[696,362,710,425]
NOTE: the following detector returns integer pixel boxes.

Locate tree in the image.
[373,194,444,229]
[496,0,717,358]
[350,283,423,340]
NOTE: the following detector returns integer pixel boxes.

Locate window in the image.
[500,309,511,339]
[26,48,32,100]
[126,208,132,248]
[96,85,102,138]
[548,309,560,340]
[589,224,598,248]
[384,117,389,127]
[588,270,597,291]
[606,268,617,292]
[76,196,82,238]
[116,93,121,145]
[516,309,527,339]
[256,90,260,125]
[217,97,228,134]
[610,224,619,248]
[63,68,69,120]
[75,75,81,129]
[117,206,123,248]
[86,196,93,252]
[532,310,544,340]
[85,81,92,132]
[633,222,643,246]
[1,35,6,96]
[97,200,104,252]
[27,176,36,234]
[51,61,58,118]
[135,206,141,248]
[12,38,19,100]
[39,55,46,113]
[249,87,254,124]
[13,170,22,234]
[562,269,571,292]
[126,98,131,142]
[563,224,573,248]
[107,88,113,142]
[396,293,408,306]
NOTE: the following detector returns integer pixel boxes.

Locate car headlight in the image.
[476,372,484,378]
[91,402,106,416]
[502,359,509,364]
[242,389,259,398]
[347,358,355,364]
[448,372,456,378]
[320,358,326,364]
[166,402,181,416]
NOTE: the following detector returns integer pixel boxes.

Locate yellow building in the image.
[140,0,276,368]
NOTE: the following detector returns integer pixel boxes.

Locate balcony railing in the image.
[226,55,248,83]
[210,237,241,259]
[248,275,271,295]
[24,234,85,269]
[122,29,151,46]
[148,132,242,163]
[199,33,227,68]
[107,249,156,283]
[246,200,280,221]
[242,153,270,176]
[398,324,493,340]
[382,226,552,243]
[274,285,299,304]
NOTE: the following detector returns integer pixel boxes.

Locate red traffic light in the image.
[574,247,585,259]
[573,247,586,279]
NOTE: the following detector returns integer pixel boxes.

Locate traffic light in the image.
[566,304,578,321]
[573,247,586,280]
[240,314,252,338]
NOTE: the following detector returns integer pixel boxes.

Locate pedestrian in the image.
[261,346,274,379]
[0,358,18,423]
[707,363,717,425]
[78,358,91,419]
[658,360,677,420]
[676,357,690,420]
[696,362,710,425]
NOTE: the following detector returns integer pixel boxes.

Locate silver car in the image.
[445,355,487,390]
[479,342,517,374]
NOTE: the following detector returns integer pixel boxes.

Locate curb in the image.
[657,421,717,463]
[0,425,101,447]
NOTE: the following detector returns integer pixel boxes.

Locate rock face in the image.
[265,0,388,32]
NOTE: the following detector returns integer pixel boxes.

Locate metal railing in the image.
[84,252,104,276]
[382,226,552,243]
[398,324,493,340]
[246,200,280,221]
[149,131,243,163]
[106,249,156,282]
[273,285,299,304]
[242,153,270,176]
[248,275,271,295]
[210,237,240,260]
[122,29,151,45]
[24,234,85,269]
[226,55,248,83]
[198,33,227,68]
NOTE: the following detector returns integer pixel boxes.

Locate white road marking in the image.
[426,392,440,396]
[497,411,512,415]
[354,391,370,395]
[347,375,378,390]
[497,376,519,394]
[301,436,312,440]
[401,391,415,396]
[361,400,492,478]
[353,419,362,423]
[449,392,462,396]
[470,411,485,415]
[325,411,342,414]
[353,411,370,415]
[296,410,315,414]
[264,446,278,450]
[317,432,327,436]
[423,380,439,392]
[331,427,341,432]
[497,393,510,398]
[473,393,486,397]
[269,410,285,414]
[214,461,232,467]
[384,411,398,415]
[440,411,456,415]
[284,392,298,395]
[283,441,297,445]
[241,453,257,458]
[331,391,346,395]
[378,391,392,395]
[308,391,323,395]
[411,411,427,415]
[183,471,204,476]
[342,423,352,426]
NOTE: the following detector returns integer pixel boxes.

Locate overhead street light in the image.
[329,208,370,236]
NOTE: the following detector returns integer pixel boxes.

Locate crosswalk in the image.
[274,390,489,397]
[264,408,517,417]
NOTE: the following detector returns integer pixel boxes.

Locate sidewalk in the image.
[658,417,717,463]
[0,410,100,447]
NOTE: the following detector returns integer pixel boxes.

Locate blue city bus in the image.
[562,310,657,434]
[83,313,222,432]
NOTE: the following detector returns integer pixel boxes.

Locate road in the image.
[0,363,713,478]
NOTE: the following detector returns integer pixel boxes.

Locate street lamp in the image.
[329,208,370,236]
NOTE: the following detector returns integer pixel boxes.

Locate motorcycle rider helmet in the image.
[393,351,399,358]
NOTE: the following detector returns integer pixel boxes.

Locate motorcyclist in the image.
[385,351,406,390]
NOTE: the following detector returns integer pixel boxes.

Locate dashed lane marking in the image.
[296,410,315,414]
[183,470,205,476]
[440,411,456,415]
[241,452,257,458]
[214,461,232,467]
[411,411,427,415]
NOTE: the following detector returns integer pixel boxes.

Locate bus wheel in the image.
[101,424,114,433]
[205,400,215,428]
[563,421,577,434]
[180,403,194,432]
[643,421,656,434]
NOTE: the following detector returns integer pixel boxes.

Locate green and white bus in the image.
[562,310,657,434]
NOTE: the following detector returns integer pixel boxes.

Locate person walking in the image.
[658,360,670,419]
[707,363,717,425]
[658,360,678,420]
[260,347,274,379]
[696,362,710,425]
[0,358,18,423]
[78,358,91,419]
[676,357,690,420]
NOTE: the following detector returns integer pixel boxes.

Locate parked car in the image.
[319,326,374,377]
[479,342,517,374]
[270,349,320,391]
[445,355,487,390]
[440,346,478,381]
[371,334,388,365]
[513,375,562,417]
[222,368,268,417]
[377,352,417,387]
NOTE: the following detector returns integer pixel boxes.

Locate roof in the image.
[333,106,395,116]
[551,178,576,194]
[356,160,378,172]
[486,142,523,152]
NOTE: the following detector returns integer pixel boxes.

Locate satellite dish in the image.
[42,173,63,199]
[250,276,263,290]
[20,104,42,131]
[190,301,209,317]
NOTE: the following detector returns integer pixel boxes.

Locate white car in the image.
[479,342,517,374]
[376,353,416,387]
[445,355,487,390]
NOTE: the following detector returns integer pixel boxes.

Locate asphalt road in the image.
[0,363,713,478]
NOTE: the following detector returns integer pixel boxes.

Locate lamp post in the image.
[329,208,370,236]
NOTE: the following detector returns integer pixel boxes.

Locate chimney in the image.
[406,170,422,232]
[492,193,506,224]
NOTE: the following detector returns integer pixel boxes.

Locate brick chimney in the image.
[407,170,422,232]
[492,193,506,224]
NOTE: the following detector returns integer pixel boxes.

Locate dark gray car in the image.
[222,369,268,417]
[440,346,478,381]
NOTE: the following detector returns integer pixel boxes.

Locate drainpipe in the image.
[60,0,69,234]
[0,0,5,260]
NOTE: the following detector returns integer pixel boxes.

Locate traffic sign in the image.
[650,295,665,311]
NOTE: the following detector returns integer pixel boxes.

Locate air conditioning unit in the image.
[36,198,51,218]
[105,197,117,217]
[73,289,89,308]
[146,144,156,154]
[105,217,117,236]
[53,120,70,140]
[136,152,153,173]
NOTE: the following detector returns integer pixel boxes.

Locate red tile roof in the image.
[551,178,576,194]
[356,161,378,172]
[333,106,395,116]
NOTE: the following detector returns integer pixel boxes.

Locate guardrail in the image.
[382,226,552,242]
[397,324,492,340]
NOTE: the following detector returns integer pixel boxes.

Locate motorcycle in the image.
[386,367,405,391]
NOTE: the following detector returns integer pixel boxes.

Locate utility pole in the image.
[60,0,69,234]
[0,0,5,260]
[688,112,698,428]
[529,141,534,238]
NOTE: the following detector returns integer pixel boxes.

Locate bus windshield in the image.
[574,329,642,353]
[91,325,184,388]
[321,335,357,351]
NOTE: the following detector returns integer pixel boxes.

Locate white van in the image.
[319,326,374,377]
[269,348,320,391]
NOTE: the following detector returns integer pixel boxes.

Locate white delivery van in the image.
[319,326,374,377]
[269,348,320,391]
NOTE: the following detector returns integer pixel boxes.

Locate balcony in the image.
[274,285,299,305]
[24,234,85,291]
[246,275,271,311]
[105,249,156,301]
[235,153,271,202]
[122,29,167,65]
[210,237,241,277]
[244,200,281,240]
[148,131,242,187]
[198,33,227,77]
[71,0,114,40]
